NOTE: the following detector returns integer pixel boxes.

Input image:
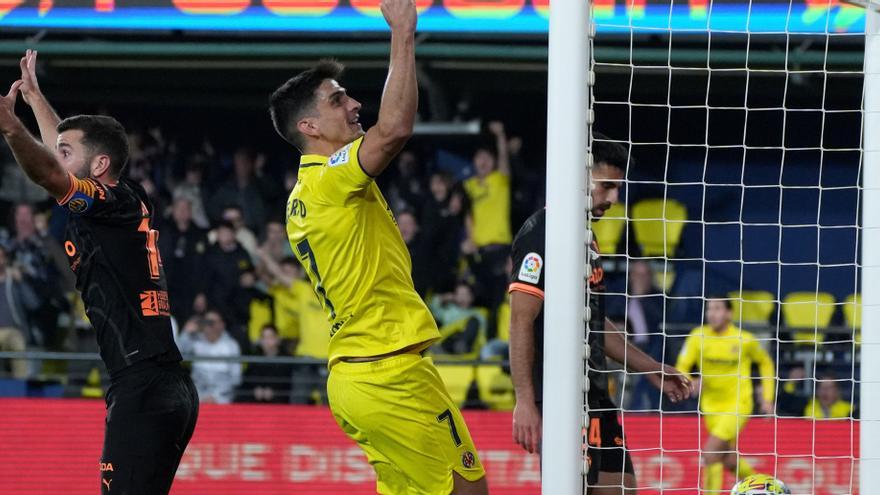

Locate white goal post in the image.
[860,3,880,494]
[542,0,590,494]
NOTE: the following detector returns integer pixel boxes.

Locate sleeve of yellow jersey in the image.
[675,330,700,379]
[747,334,776,403]
[313,136,372,205]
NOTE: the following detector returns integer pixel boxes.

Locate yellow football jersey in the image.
[285,137,440,367]
[803,398,852,419]
[463,170,512,247]
[676,324,775,414]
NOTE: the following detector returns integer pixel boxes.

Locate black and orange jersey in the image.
[59,174,182,376]
[508,208,614,410]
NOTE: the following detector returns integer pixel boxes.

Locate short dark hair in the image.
[216,220,236,232]
[57,115,130,178]
[269,60,345,152]
[592,132,629,174]
[706,296,733,311]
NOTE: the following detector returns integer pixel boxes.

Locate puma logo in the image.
[102,478,112,490]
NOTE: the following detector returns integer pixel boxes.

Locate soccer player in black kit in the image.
[508,135,693,494]
[0,50,198,494]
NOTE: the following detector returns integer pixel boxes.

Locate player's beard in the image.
[73,156,92,180]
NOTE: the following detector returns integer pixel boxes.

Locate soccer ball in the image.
[730,474,792,495]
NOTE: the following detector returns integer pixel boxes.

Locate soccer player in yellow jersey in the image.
[267,1,488,493]
[676,298,776,494]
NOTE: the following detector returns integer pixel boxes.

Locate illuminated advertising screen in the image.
[0,0,866,34]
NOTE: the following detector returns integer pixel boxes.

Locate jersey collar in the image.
[300,154,327,168]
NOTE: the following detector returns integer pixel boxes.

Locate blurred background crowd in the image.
[0,114,859,420]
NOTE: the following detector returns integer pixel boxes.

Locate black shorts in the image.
[101,361,199,495]
[586,411,635,486]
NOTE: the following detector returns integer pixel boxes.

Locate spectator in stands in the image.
[804,374,852,419]
[421,171,466,294]
[199,220,254,327]
[608,260,665,410]
[8,203,69,349]
[158,196,208,324]
[257,252,301,346]
[258,250,329,404]
[171,155,211,229]
[259,220,293,265]
[230,268,271,350]
[463,121,512,311]
[177,309,242,404]
[386,150,426,215]
[0,245,39,378]
[429,282,486,356]
[397,210,431,297]
[238,324,294,404]
[208,205,259,261]
[208,147,276,236]
[777,365,810,416]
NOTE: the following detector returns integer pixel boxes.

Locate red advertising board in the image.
[0,399,859,494]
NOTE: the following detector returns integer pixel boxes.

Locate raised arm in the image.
[0,81,70,201]
[18,50,62,149]
[358,0,418,177]
[488,121,511,177]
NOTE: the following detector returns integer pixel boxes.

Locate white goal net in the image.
[581,0,869,493]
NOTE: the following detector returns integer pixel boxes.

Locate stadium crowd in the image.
[0,118,858,417]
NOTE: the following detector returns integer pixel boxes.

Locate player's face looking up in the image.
[56,129,110,180]
[705,299,732,331]
[590,162,624,219]
[301,79,363,150]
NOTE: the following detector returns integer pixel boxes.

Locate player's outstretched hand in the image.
[648,364,693,404]
[18,49,41,107]
[0,80,23,134]
[380,0,417,34]
[513,401,542,454]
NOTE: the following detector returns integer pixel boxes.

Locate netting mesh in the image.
[585,0,865,493]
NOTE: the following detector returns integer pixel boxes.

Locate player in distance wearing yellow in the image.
[676,298,776,493]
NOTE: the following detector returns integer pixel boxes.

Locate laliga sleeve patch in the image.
[67,191,94,214]
[518,252,543,284]
[328,143,353,167]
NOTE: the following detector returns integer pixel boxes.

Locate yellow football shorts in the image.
[702,406,751,442]
[327,353,486,495]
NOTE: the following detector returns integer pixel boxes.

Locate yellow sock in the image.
[703,462,723,494]
[736,458,755,479]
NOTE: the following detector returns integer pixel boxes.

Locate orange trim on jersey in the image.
[509,282,545,300]
[57,172,77,205]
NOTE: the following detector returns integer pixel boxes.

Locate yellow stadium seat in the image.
[436,365,475,408]
[843,294,861,345]
[781,292,836,344]
[843,294,861,329]
[476,365,515,411]
[729,290,776,326]
[592,202,627,254]
[81,366,103,399]
[630,198,688,257]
